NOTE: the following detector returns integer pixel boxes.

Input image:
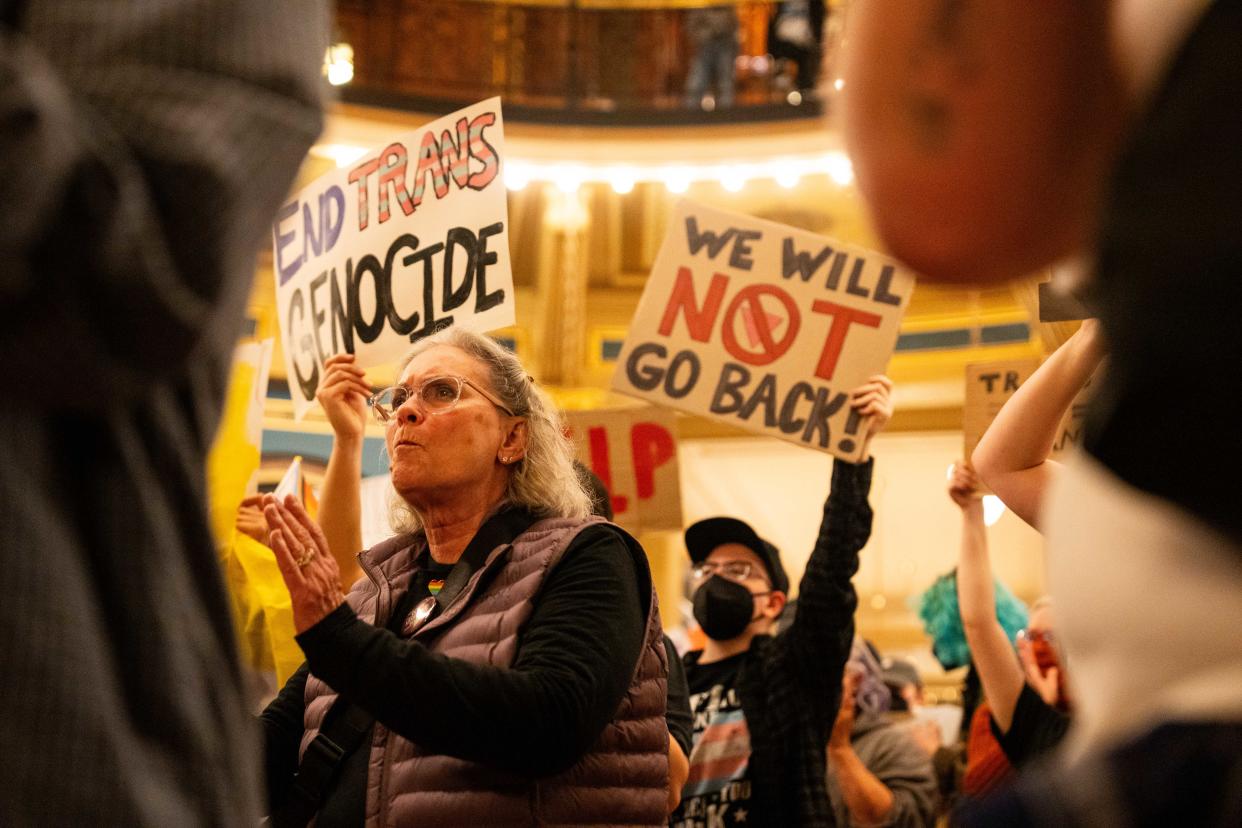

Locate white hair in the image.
[387,329,591,534]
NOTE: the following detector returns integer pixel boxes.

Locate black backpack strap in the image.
[271,698,374,828]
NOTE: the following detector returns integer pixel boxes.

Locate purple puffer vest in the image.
[300,516,669,827]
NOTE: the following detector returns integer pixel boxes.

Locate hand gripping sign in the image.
[272,98,515,419]
[611,201,914,462]
[565,406,683,535]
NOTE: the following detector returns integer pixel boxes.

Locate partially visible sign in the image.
[964,359,1093,473]
[565,407,683,535]
[1038,281,1092,322]
[610,200,914,461]
[273,98,514,418]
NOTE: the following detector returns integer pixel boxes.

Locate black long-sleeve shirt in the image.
[262,511,647,825]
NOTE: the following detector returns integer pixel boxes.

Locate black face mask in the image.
[693,576,768,641]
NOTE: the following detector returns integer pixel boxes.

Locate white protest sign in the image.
[611,200,915,462]
[272,98,514,418]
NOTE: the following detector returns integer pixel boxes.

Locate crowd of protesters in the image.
[4,1,1239,826]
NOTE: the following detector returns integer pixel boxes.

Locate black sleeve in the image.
[770,458,873,731]
[664,635,693,756]
[258,662,311,812]
[295,525,646,777]
[989,682,1071,767]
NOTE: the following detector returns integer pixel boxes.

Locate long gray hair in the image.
[388,328,591,533]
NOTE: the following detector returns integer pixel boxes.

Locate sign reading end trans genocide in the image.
[272,98,514,419]
[611,201,915,462]
[565,407,683,535]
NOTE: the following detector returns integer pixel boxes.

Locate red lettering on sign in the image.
[631,422,675,499]
[721,284,801,366]
[466,112,500,190]
[810,300,883,381]
[348,156,382,231]
[587,426,628,514]
[376,143,415,224]
[658,267,729,342]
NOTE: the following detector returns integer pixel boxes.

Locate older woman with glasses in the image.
[259,329,669,827]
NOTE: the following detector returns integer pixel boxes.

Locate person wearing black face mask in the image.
[671,376,893,828]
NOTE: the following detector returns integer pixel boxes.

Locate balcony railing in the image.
[335,0,836,124]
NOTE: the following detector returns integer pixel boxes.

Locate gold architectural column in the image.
[536,185,592,385]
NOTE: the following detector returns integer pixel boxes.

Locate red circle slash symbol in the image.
[721,284,801,366]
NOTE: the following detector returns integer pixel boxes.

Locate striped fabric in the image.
[681,708,751,799]
[0,2,326,824]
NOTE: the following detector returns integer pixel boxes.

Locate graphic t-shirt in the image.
[671,652,755,828]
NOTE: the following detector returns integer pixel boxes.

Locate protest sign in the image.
[610,201,915,462]
[964,359,1093,470]
[273,98,514,418]
[565,406,683,535]
[1037,281,1092,322]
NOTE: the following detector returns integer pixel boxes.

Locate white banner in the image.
[272,98,515,418]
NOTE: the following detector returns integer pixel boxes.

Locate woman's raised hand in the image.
[263,493,346,633]
[316,354,372,442]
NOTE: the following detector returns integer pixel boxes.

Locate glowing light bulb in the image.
[827,153,854,186]
[324,43,354,87]
[665,169,691,194]
[505,163,531,191]
[609,170,636,195]
[983,495,1007,527]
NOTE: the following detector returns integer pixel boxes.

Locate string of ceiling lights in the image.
[311,143,855,196]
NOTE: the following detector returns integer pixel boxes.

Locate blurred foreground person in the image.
[261,330,668,827]
[671,376,891,827]
[845,4,1242,823]
[0,2,326,823]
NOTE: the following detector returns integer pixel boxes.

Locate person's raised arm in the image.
[971,320,1104,529]
[841,1,1124,283]
[950,462,1022,733]
[828,670,896,825]
[779,376,892,722]
[315,354,373,587]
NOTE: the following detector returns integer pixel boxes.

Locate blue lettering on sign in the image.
[274,184,347,285]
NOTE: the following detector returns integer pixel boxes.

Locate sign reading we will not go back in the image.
[611,201,915,462]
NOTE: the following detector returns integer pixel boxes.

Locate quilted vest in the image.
[300,515,669,827]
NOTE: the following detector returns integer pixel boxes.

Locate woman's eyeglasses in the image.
[368,375,515,422]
